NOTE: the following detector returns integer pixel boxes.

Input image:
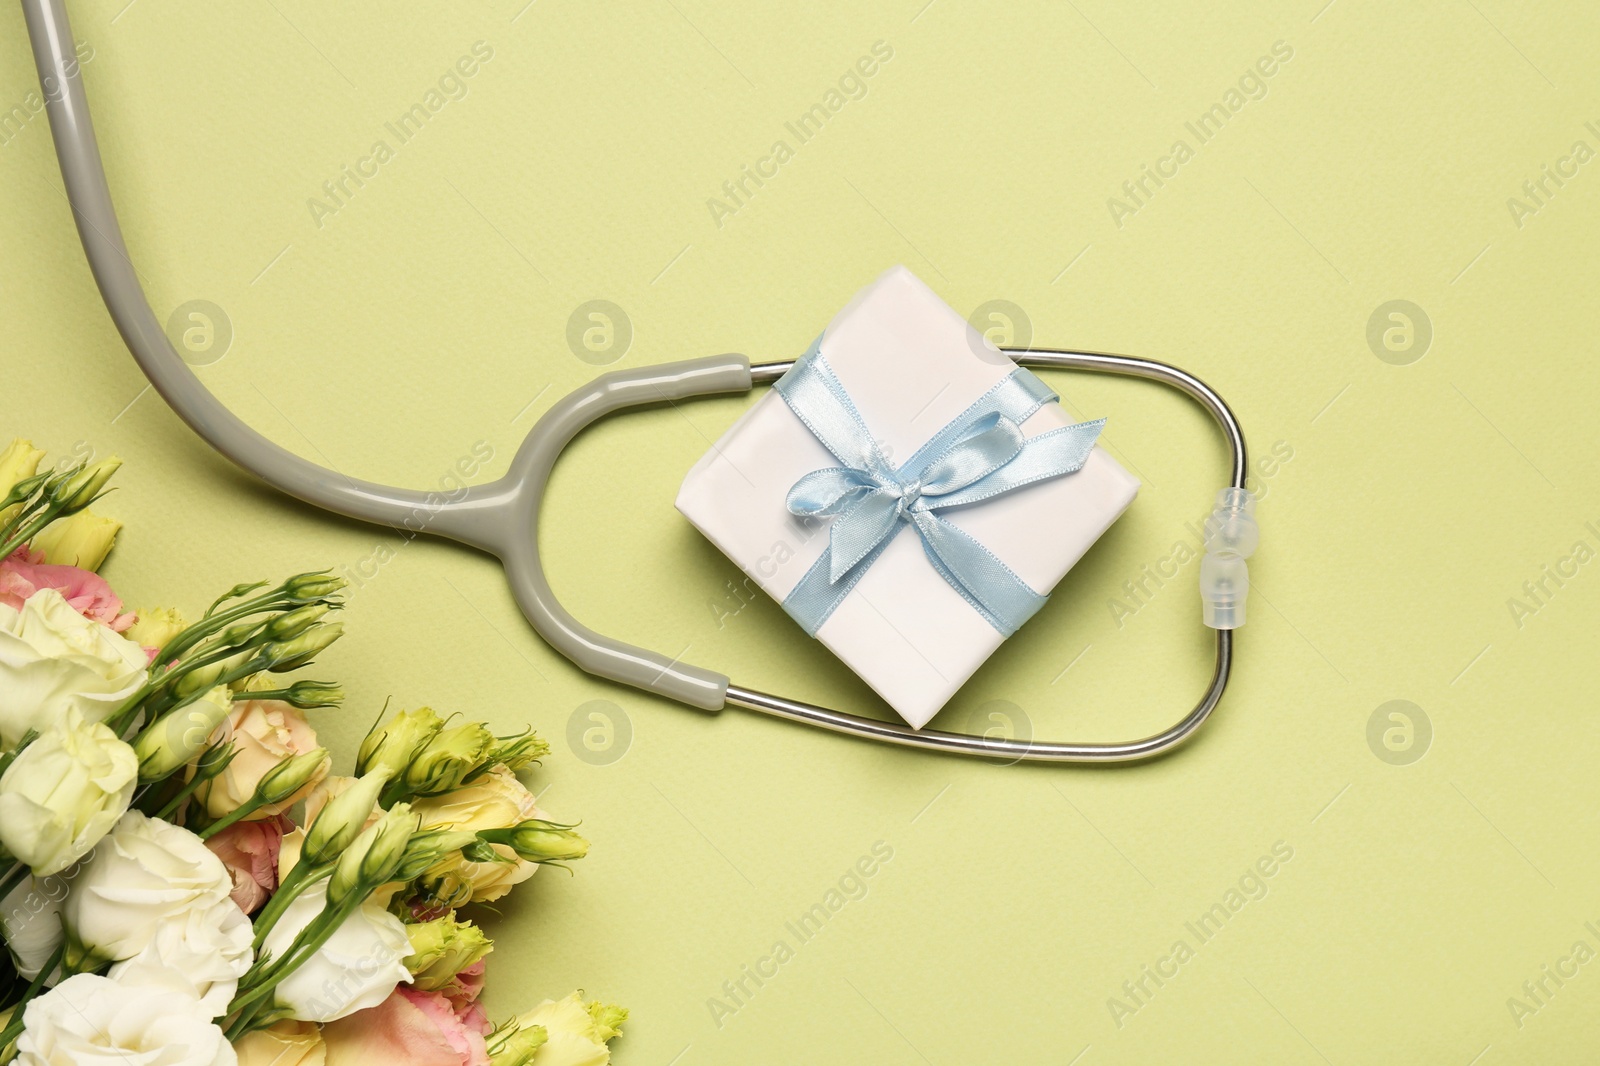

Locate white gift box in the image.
[676,266,1139,728]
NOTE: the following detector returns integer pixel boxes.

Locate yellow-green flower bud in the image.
[488,730,550,773]
[403,914,493,991]
[283,571,346,601]
[404,722,495,796]
[302,768,388,868]
[0,439,47,530]
[487,1024,548,1066]
[0,438,45,499]
[132,686,233,780]
[357,706,445,779]
[391,829,478,882]
[329,803,417,906]
[482,820,590,864]
[263,622,344,672]
[218,618,266,647]
[265,603,332,641]
[257,748,332,807]
[29,508,121,571]
[49,457,121,513]
[276,680,343,709]
[173,649,252,699]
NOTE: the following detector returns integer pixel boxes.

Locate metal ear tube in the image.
[23,0,1254,764]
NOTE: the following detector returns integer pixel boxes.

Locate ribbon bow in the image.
[774,341,1104,637]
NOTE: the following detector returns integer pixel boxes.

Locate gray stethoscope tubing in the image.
[24,0,1245,763]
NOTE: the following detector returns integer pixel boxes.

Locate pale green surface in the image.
[3,1,1599,1061]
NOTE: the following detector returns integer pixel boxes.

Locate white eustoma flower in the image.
[0,709,137,875]
[59,810,233,967]
[0,587,149,747]
[14,972,236,1066]
[262,877,412,1023]
[108,894,253,1018]
[0,876,66,982]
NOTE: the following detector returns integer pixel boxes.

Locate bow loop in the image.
[773,344,1105,637]
[914,412,1026,498]
[786,467,878,517]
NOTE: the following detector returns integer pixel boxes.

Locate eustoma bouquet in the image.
[0,440,625,1065]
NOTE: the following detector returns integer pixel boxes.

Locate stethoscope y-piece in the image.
[22,0,1256,763]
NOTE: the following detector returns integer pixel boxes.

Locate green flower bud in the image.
[302,769,389,868]
[487,1023,548,1066]
[481,820,590,864]
[357,706,446,779]
[390,829,478,882]
[0,469,50,525]
[263,622,344,672]
[275,680,344,709]
[404,722,496,796]
[487,730,550,773]
[132,686,233,780]
[173,649,252,699]
[219,618,266,647]
[265,603,332,641]
[329,803,417,907]
[49,457,121,513]
[403,914,493,991]
[256,748,332,807]
[460,838,511,865]
[283,571,347,601]
[192,738,238,782]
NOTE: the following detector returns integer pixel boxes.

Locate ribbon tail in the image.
[911,512,1047,637]
[928,420,1104,510]
[780,535,901,636]
[824,491,902,582]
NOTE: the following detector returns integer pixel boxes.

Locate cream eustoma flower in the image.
[0,586,148,747]
[60,810,234,968]
[514,992,627,1066]
[14,973,236,1066]
[410,765,544,905]
[0,709,137,875]
[196,698,327,820]
[263,878,413,1023]
[232,1020,326,1066]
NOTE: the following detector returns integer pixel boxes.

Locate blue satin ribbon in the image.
[774,337,1104,637]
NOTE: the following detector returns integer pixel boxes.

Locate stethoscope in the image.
[22,0,1258,764]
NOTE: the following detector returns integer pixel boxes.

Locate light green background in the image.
[4,0,1599,1061]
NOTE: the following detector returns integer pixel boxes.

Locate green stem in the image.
[249,859,332,952]
[156,588,314,664]
[0,731,37,780]
[0,862,28,903]
[197,796,264,841]
[154,747,236,824]
[0,506,61,561]
[109,586,320,724]
[0,941,66,1055]
[228,895,359,1039]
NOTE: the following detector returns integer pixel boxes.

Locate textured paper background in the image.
[3,1,1599,1062]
